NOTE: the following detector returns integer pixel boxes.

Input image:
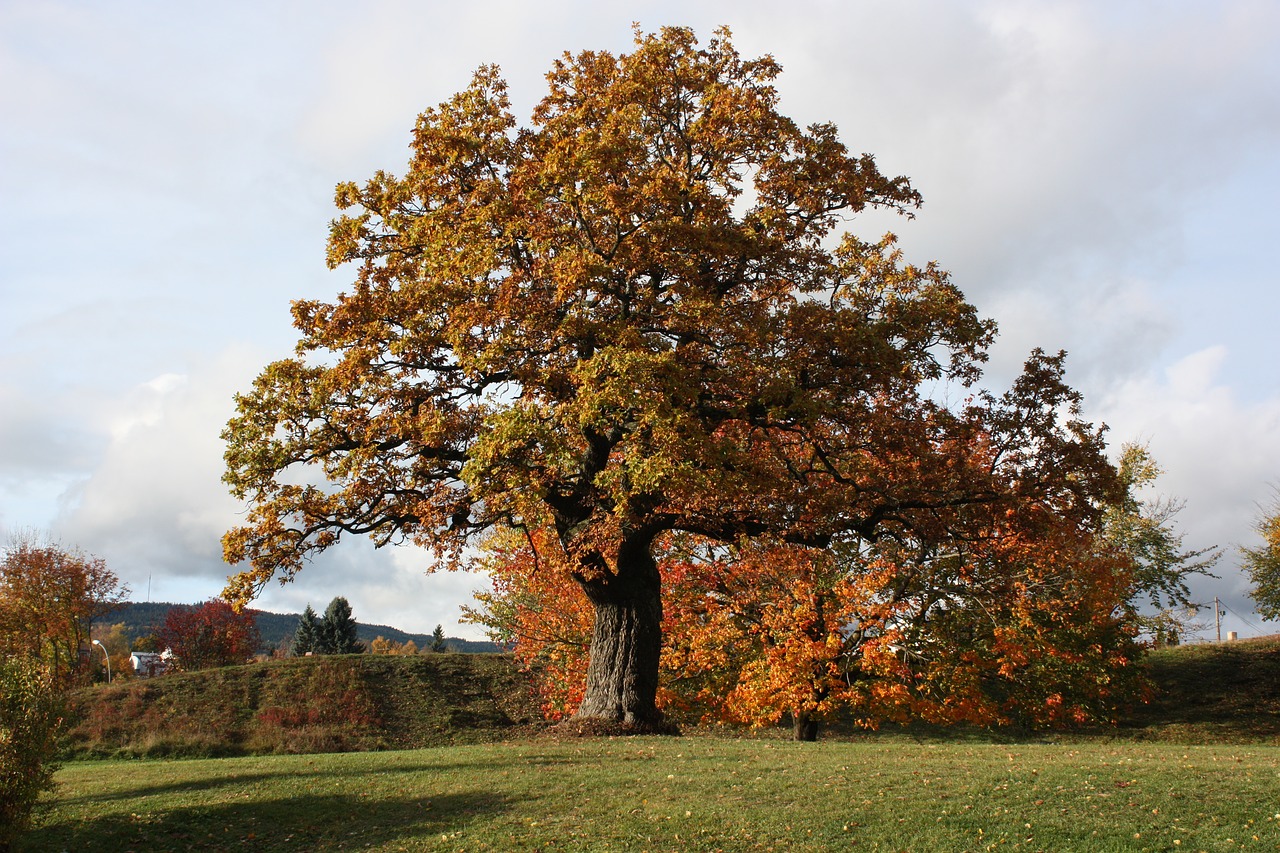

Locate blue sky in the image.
[2,1,1278,639]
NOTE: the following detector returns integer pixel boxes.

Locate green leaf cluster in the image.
[1243,494,1280,620]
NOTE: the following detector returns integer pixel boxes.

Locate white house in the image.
[129,649,173,677]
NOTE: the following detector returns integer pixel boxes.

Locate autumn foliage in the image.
[157,599,262,671]
[0,533,127,688]
[223,27,1133,729]
[473,504,1148,738]
[1244,495,1280,621]
[471,358,1150,736]
[464,529,593,720]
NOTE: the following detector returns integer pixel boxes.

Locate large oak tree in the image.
[223,27,1115,727]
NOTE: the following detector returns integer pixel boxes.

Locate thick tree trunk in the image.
[792,709,819,742]
[573,538,665,727]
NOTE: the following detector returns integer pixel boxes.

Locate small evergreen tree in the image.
[430,624,448,653]
[321,597,361,654]
[292,605,320,656]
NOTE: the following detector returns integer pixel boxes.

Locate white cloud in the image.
[105,373,187,440]
[767,2,1279,291]
[0,383,100,482]
[50,348,258,587]
[3,1,1278,640]
[37,344,495,638]
[1094,346,1280,636]
[983,275,1176,387]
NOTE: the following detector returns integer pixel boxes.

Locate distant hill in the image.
[106,601,503,655]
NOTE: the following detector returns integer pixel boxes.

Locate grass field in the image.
[26,737,1280,852]
[27,638,1280,850]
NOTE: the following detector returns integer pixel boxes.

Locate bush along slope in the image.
[62,654,541,758]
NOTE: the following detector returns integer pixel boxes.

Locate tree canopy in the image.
[0,532,127,688]
[223,26,1120,727]
[1244,493,1280,621]
[157,600,261,671]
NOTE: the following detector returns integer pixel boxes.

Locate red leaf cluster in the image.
[157,600,262,671]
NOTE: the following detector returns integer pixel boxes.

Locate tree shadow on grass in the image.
[56,756,536,807]
[22,790,514,852]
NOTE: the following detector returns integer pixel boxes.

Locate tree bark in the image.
[792,709,819,742]
[573,538,665,727]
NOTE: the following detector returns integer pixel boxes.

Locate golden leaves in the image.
[223,26,1130,732]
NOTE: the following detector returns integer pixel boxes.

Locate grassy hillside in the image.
[1115,634,1280,742]
[63,636,1280,759]
[63,653,540,758]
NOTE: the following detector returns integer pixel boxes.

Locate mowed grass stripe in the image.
[27,738,1280,852]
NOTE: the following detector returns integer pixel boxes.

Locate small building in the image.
[130,649,172,677]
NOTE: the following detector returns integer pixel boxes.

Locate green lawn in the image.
[25,737,1280,852]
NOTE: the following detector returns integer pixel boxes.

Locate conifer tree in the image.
[291,604,320,656]
[430,624,448,653]
[321,597,361,654]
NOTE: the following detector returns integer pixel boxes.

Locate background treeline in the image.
[109,602,501,656]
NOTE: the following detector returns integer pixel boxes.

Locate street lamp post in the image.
[91,639,111,684]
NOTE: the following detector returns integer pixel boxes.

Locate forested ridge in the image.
[104,602,501,655]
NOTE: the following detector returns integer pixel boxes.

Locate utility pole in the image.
[1214,596,1222,643]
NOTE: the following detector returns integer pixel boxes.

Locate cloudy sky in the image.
[2,1,1277,640]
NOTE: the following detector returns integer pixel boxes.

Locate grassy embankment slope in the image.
[63,653,543,757]
[65,635,1280,758]
[1122,636,1280,742]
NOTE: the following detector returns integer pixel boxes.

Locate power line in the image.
[1218,600,1268,636]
